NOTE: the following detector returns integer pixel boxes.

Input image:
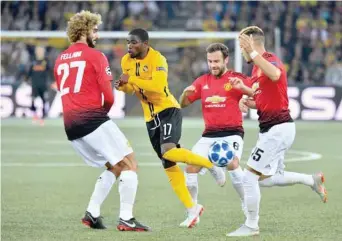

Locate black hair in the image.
[129,28,149,42]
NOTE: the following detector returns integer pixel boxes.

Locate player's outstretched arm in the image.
[229,77,254,97]
[115,77,135,95]
[179,85,196,108]
[116,84,135,95]
[128,70,166,92]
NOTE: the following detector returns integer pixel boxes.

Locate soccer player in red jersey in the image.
[53,11,150,231]
[227,26,327,237]
[179,43,253,227]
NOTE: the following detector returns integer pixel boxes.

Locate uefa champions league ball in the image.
[208,140,235,167]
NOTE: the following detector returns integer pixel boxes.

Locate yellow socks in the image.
[165,165,194,208]
[162,147,214,169]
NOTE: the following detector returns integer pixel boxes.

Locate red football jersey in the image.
[251,52,292,132]
[187,71,250,137]
[54,43,113,140]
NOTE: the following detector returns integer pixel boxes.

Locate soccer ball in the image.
[208,140,235,167]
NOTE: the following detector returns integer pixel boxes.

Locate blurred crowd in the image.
[1,1,342,90]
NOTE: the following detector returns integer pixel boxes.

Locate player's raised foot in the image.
[226,225,259,237]
[179,215,200,227]
[117,218,151,232]
[312,172,327,203]
[81,211,106,229]
[208,166,226,187]
[179,204,204,228]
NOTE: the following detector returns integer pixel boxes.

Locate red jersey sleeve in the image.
[243,75,253,88]
[94,52,113,83]
[262,53,285,77]
[187,76,203,103]
[94,52,114,111]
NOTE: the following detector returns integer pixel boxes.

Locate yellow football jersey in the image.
[119,47,180,122]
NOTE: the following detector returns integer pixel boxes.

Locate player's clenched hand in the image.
[183,85,196,96]
[113,79,121,88]
[229,77,246,90]
[119,73,129,84]
[239,98,249,113]
[245,98,256,109]
[239,34,254,54]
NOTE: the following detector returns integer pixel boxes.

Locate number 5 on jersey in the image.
[57,61,86,96]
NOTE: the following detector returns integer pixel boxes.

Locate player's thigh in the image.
[31,85,39,98]
[83,120,133,167]
[190,137,215,173]
[220,135,244,160]
[146,119,175,168]
[37,86,46,101]
[192,137,213,158]
[274,122,296,172]
[146,121,163,159]
[71,138,107,168]
[158,108,182,145]
[247,123,295,176]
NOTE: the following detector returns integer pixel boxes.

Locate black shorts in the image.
[31,85,46,99]
[146,108,182,168]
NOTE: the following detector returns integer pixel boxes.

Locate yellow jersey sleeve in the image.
[128,53,168,93]
[117,84,135,94]
[118,54,135,94]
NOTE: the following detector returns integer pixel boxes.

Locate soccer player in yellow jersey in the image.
[117,28,225,228]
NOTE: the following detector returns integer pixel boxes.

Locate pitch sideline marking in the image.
[1,149,322,167]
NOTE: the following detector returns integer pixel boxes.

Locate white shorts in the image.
[247,122,296,176]
[71,120,133,168]
[192,135,244,174]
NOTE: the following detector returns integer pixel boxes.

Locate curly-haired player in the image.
[53,11,150,232]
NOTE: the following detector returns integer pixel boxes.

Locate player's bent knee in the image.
[227,157,239,170]
[185,165,201,173]
[122,154,138,172]
[106,162,122,177]
[259,174,272,181]
[246,165,263,176]
[162,159,176,169]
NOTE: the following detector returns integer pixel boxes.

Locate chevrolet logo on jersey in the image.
[205,95,226,108]
[224,83,232,91]
[205,95,226,104]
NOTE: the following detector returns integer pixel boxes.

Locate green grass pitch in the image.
[1,118,341,241]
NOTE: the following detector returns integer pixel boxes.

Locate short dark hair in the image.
[206,43,229,58]
[129,28,149,42]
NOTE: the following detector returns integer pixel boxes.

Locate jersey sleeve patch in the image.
[105,66,112,76]
[156,66,167,72]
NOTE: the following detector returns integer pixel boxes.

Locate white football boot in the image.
[179,204,204,228]
[208,166,226,187]
[226,224,260,237]
[311,172,327,203]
